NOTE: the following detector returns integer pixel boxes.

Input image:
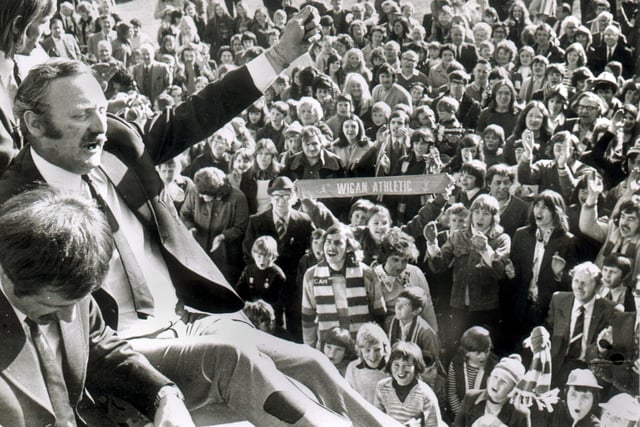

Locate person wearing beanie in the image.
[454,354,529,427]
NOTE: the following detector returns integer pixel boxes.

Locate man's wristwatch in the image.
[154,384,185,409]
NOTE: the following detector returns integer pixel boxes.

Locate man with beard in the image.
[580,171,640,279]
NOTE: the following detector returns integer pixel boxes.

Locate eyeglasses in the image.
[271,193,292,201]
[577,104,599,111]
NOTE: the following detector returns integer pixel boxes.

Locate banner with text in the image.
[295,174,451,199]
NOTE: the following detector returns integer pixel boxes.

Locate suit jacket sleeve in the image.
[85,297,172,419]
[242,216,259,265]
[143,66,262,165]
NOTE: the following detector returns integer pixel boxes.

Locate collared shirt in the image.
[0,280,65,368]
[272,210,290,228]
[26,52,280,336]
[31,148,178,338]
[569,297,596,360]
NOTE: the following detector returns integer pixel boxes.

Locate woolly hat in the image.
[493,355,525,385]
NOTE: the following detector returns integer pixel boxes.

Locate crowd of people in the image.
[1,0,640,425]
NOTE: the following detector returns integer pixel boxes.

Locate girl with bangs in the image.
[330,114,372,176]
[504,100,554,164]
[425,194,510,344]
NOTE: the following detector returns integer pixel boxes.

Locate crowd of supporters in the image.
[2,0,640,425]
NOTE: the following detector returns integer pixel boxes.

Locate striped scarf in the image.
[313,262,371,337]
[513,326,559,412]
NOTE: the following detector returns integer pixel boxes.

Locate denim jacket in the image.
[431,226,510,311]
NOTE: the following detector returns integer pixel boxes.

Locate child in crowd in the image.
[374,341,444,427]
[481,124,506,167]
[236,236,287,330]
[423,203,469,318]
[296,228,326,294]
[526,368,602,427]
[226,147,254,189]
[446,326,498,417]
[243,299,276,333]
[354,204,393,265]
[348,199,375,230]
[156,155,194,212]
[322,326,356,376]
[345,323,390,403]
[454,354,528,427]
[365,101,391,140]
[435,96,464,164]
[599,393,640,427]
[388,286,441,371]
[512,45,534,92]
[598,253,635,312]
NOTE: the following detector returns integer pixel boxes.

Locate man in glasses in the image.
[560,91,607,155]
[243,176,314,343]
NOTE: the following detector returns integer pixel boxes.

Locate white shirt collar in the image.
[30,146,84,192]
[0,51,15,90]
[572,296,595,315]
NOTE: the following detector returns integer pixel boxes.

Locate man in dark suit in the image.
[131,43,172,103]
[587,24,633,78]
[243,176,314,342]
[545,262,617,386]
[87,14,116,60]
[450,23,478,73]
[41,17,83,59]
[0,187,193,427]
[0,10,398,427]
[509,190,577,348]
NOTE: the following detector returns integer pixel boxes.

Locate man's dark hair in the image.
[0,186,113,299]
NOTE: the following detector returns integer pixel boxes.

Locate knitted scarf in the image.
[313,261,370,337]
[513,326,559,412]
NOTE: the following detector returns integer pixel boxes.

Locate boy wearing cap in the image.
[525,369,602,426]
[243,176,314,342]
[454,355,529,427]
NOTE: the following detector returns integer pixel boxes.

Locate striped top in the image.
[374,377,443,427]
